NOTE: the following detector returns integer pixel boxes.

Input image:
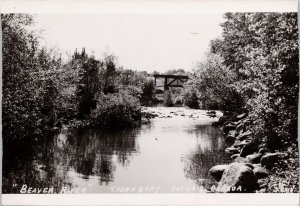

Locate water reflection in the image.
[68,128,139,182]
[2,127,140,193]
[182,125,231,190]
[3,108,231,193]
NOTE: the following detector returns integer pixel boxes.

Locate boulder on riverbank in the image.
[212,115,229,127]
[253,165,269,179]
[246,153,263,164]
[236,131,252,141]
[240,141,258,157]
[208,165,228,182]
[260,152,288,169]
[225,147,240,154]
[231,154,240,159]
[236,113,247,120]
[233,139,252,148]
[216,162,258,193]
[213,110,297,193]
[236,122,245,134]
[223,124,236,134]
[225,131,237,143]
[234,156,247,163]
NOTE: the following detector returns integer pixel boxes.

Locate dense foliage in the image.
[188,54,243,110]
[182,87,200,109]
[2,14,63,144]
[193,13,299,150]
[2,14,153,146]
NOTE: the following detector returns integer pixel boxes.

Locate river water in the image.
[3,107,231,193]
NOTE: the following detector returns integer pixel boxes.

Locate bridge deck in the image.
[153,74,188,79]
[153,74,189,90]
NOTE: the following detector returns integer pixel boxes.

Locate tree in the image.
[183,88,199,109]
[190,53,242,110]
[141,79,156,106]
[209,12,299,149]
[1,13,80,158]
[2,14,60,142]
[75,49,101,117]
[100,54,119,94]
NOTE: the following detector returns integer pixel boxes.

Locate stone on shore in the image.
[246,153,263,164]
[231,154,240,159]
[209,165,229,182]
[228,130,238,137]
[214,115,228,126]
[240,142,258,157]
[236,113,247,120]
[260,152,288,169]
[216,162,258,193]
[253,166,269,179]
[236,131,252,141]
[233,139,252,148]
[223,124,236,134]
[225,147,240,154]
[236,123,245,134]
[234,156,247,163]
[225,130,238,142]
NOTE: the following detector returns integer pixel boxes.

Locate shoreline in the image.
[209,112,299,193]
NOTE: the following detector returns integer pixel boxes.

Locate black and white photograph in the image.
[1,0,299,205]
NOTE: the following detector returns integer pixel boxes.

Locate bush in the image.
[183,88,199,109]
[204,99,220,110]
[174,96,183,106]
[140,78,156,106]
[91,90,141,128]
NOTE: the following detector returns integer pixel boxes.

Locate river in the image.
[2,107,231,193]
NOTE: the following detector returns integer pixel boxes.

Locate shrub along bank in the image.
[198,13,299,193]
[2,14,158,147]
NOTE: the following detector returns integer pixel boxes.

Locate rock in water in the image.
[209,165,229,182]
[216,163,258,193]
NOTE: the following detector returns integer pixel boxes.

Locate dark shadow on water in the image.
[182,125,231,190]
[2,126,141,193]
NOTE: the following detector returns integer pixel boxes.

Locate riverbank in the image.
[209,112,299,193]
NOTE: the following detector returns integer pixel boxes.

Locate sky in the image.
[34,13,224,73]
